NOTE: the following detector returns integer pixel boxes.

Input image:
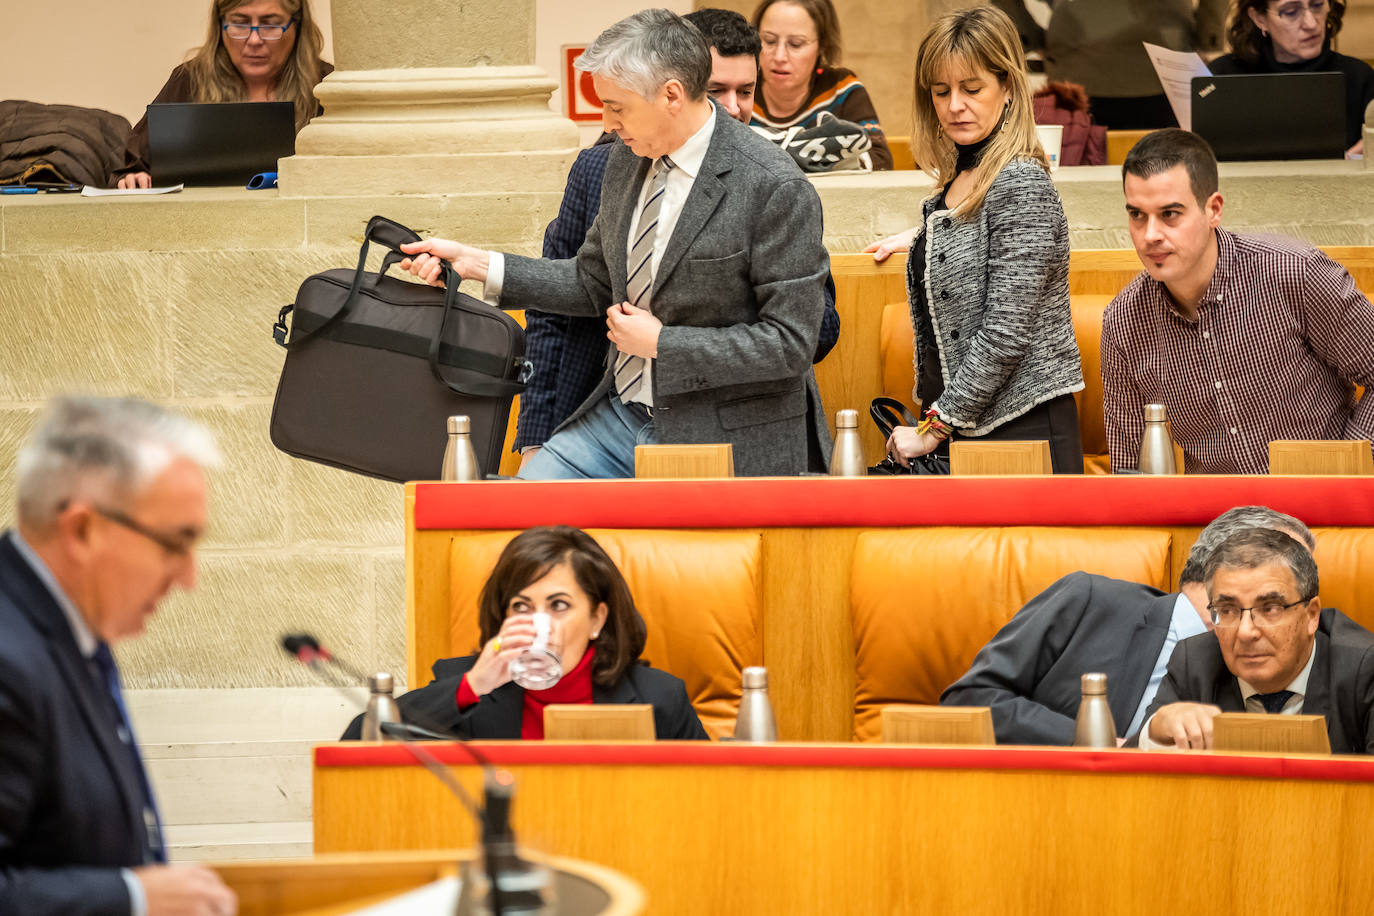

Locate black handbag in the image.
[270,215,531,483]
[867,397,951,476]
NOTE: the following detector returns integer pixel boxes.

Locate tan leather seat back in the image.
[448,529,763,739]
[1312,528,1374,634]
[850,526,1173,741]
[1071,295,1112,471]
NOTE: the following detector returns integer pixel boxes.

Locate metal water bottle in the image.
[441,415,481,481]
[360,672,402,741]
[1073,672,1117,748]
[732,666,778,742]
[1137,403,1177,475]
[829,408,867,476]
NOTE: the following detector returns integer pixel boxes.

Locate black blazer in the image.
[941,572,1177,744]
[0,533,152,916]
[343,653,710,741]
[1138,607,1374,754]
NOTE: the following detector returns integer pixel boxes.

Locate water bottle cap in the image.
[741,666,768,689]
[835,409,859,429]
[370,672,394,694]
[1080,672,1107,695]
[1144,403,1168,423]
[447,415,470,434]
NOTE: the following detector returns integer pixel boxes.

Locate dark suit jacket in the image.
[341,653,710,741]
[501,104,830,477]
[940,572,1177,745]
[0,533,151,916]
[516,129,842,473]
[1139,607,1374,754]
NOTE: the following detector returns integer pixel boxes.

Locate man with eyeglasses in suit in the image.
[1136,527,1374,753]
[0,397,237,915]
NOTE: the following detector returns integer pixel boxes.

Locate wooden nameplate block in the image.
[881,705,995,745]
[1269,439,1374,476]
[1212,713,1331,755]
[634,443,734,479]
[544,704,655,740]
[949,440,1052,476]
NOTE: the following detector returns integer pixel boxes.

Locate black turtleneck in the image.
[953,128,998,177]
[1210,39,1374,148]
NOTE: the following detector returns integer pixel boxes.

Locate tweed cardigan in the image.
[908,157,1083,435]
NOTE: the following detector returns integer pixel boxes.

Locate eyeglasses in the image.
[221,19,296,41]
[1208,598,1313,628]
[1272,0,1327,23]
[94,506,198,558]
[760,35,818,55]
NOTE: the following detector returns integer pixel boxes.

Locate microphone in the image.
[279,631,544,915]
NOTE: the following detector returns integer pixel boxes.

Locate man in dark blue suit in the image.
[514,8,841,472]
[0,397,236,916]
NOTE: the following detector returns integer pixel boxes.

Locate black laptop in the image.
[1191,72,1346,161]
[147,101,295,186]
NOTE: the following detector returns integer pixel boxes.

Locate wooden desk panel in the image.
[315,743,1374,916]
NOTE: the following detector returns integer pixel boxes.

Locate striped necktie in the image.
[615,156,675,403]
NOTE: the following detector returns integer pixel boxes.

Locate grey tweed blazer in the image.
[500,104,830,477]
[910,157,1084,434]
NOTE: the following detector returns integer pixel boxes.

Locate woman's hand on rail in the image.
[863,227,919,263]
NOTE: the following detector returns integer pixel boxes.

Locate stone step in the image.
[124,688,368,859]
[168,821,313,862]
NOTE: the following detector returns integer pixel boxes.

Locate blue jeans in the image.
[517,394,658,479]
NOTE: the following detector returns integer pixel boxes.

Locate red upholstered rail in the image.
[413,476,1374,530]
[316,741,1374,783]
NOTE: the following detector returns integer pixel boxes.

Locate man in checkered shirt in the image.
[1101,128,1374,474]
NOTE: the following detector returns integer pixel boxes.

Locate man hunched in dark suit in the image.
[1136,527,1374,754]
[941,506,1317,745]
[400,9,830,478]
[0,397,236,916]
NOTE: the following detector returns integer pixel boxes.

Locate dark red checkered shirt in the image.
[1102,228,1374,474]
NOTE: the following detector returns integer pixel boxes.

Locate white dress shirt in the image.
[1138,637,1317,750]
[1125,593,1209,738]
[483,104,718,406]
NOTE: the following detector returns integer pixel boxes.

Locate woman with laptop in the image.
[113,0,331,188]
[1210,0,1374,157]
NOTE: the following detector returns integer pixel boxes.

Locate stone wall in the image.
[0,188,556,691]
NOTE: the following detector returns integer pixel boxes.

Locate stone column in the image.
[278,0,580,196]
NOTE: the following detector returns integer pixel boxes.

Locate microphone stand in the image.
[280,633,518,916]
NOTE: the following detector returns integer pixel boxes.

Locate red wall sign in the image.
[563,45,604,122]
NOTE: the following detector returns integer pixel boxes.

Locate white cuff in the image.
[483,251,505,305]
[122,868,148,916]
[1135,712,1166,750]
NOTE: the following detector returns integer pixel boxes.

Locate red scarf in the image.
[456,647,596,740]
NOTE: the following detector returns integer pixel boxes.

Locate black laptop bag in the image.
[270,215,530,483]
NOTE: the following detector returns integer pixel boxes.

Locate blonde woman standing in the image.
[866,5,1084,473]
[115,0,330,188]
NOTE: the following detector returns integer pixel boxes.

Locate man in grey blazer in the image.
[400,9,829,478]
[941,506,1314,745]
[1136,528,1374,754]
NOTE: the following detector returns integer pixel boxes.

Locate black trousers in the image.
[936,393,1085,474]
